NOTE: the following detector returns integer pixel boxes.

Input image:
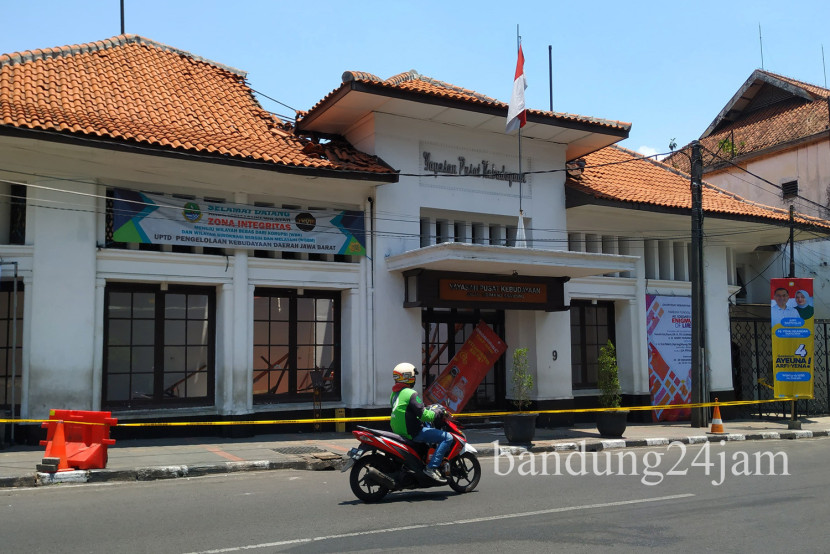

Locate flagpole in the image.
[506,24,527,248]
[516,26,524,244]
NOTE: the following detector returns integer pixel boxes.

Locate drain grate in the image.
[273,445,328,455]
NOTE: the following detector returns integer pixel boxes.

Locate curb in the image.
[4,430,829,488]
[480,428,830,456]
[1,455,340,488]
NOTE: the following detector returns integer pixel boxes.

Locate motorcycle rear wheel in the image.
[349,454,392,503]
[447,453,481,493]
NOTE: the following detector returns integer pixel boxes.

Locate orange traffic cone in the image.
[708,398,726,434]
[40,421,71,472]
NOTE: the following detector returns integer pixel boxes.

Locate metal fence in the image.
[730,318,830,418]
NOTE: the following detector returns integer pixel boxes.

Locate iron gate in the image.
[730,318,830,418]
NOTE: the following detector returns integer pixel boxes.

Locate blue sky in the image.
[2,1,830,157]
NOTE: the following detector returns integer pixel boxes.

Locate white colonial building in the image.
[1,36,827,440]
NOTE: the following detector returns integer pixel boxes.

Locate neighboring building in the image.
[665,70,830,317]
[1,37,828,438]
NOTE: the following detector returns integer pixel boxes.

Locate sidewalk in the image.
[2,416,829,488]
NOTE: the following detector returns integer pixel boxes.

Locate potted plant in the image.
[503,347,538,443]
[596,340,628,437]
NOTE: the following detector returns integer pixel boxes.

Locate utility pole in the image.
[690,141,708,427]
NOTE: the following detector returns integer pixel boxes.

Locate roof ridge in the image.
[0,34,247,77]
[758,69,830,97]
[413,73,502,104]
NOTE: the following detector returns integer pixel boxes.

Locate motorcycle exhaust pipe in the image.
[365,467,396,489]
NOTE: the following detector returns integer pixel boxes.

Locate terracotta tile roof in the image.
[298,70,631,133]
[567,144,830,230]
[665,70,830,173]
[0,35,395,176]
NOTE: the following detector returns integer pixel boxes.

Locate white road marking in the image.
[183,493,695,553]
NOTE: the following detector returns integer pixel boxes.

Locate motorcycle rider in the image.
[390,362,454,483]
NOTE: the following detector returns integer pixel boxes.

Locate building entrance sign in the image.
[404,270,567,311]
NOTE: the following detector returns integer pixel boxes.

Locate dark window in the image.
[253,289,340,402]
[421,308,505,410]
[782,180,798,199]
[103,284,215,408]
[9,184,26,245]
[570,300,615,389]
[0,281,23,413]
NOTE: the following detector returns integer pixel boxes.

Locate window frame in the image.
[570,300,616,389]
[0,280,23,413]
[102,283,216,409]
[252,288,341,403]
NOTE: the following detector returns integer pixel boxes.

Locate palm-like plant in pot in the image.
[596,340,628,437]
[503,347,538,443]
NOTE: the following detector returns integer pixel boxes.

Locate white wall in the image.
[27,179,98,416]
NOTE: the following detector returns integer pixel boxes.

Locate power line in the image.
[701,144,830,215]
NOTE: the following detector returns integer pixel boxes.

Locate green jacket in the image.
[390,387,435,439]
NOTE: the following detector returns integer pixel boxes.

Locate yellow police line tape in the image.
[0,397,800,427]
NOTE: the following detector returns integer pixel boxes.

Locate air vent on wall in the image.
[782,180,798,199]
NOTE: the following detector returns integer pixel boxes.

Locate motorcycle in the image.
[342,406,481,503]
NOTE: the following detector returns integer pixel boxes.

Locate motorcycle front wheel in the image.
[349,454,392,503]
[447,453,481,493]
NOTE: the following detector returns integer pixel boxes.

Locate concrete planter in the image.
[503,413,538,444]
[596,410,629,438]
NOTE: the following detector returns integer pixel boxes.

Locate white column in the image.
[218,283,234,413]
[603,235,619,277]
[231,192,250,413]
[568,232,585,252]
[28,179,97,416]
[584,233,600,253]
[644,239,659,280]
[703,245,733,393]
[658,240,674,281]
[673,242,689,281]
[91,278,106,411]
[527,311,573,400]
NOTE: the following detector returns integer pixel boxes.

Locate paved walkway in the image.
[2,416,829,488]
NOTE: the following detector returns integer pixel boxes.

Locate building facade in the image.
[2,37,828,438]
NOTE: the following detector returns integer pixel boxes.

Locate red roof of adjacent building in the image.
[568,145,830,230]
[665,69,830,173]
[0,35,395,177]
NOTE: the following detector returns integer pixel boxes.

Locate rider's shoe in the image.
[423,467,447,483]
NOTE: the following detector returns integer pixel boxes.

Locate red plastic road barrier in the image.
[40,410,118,470]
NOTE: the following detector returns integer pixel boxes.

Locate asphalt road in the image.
[2,439,827,553]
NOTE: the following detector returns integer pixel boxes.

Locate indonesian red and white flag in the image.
[506,44,527,133]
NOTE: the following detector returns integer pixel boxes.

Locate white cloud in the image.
[637,146,667,161]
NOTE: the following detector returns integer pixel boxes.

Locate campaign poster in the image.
[424,321,507,413]
[111,189,366,256]
[646,295,692,421]
[771,278,814,399]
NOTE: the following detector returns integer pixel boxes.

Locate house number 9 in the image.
[552,350,558,361]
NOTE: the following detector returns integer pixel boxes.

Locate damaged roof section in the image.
[665,69,830,173]
[0,34,397,179]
